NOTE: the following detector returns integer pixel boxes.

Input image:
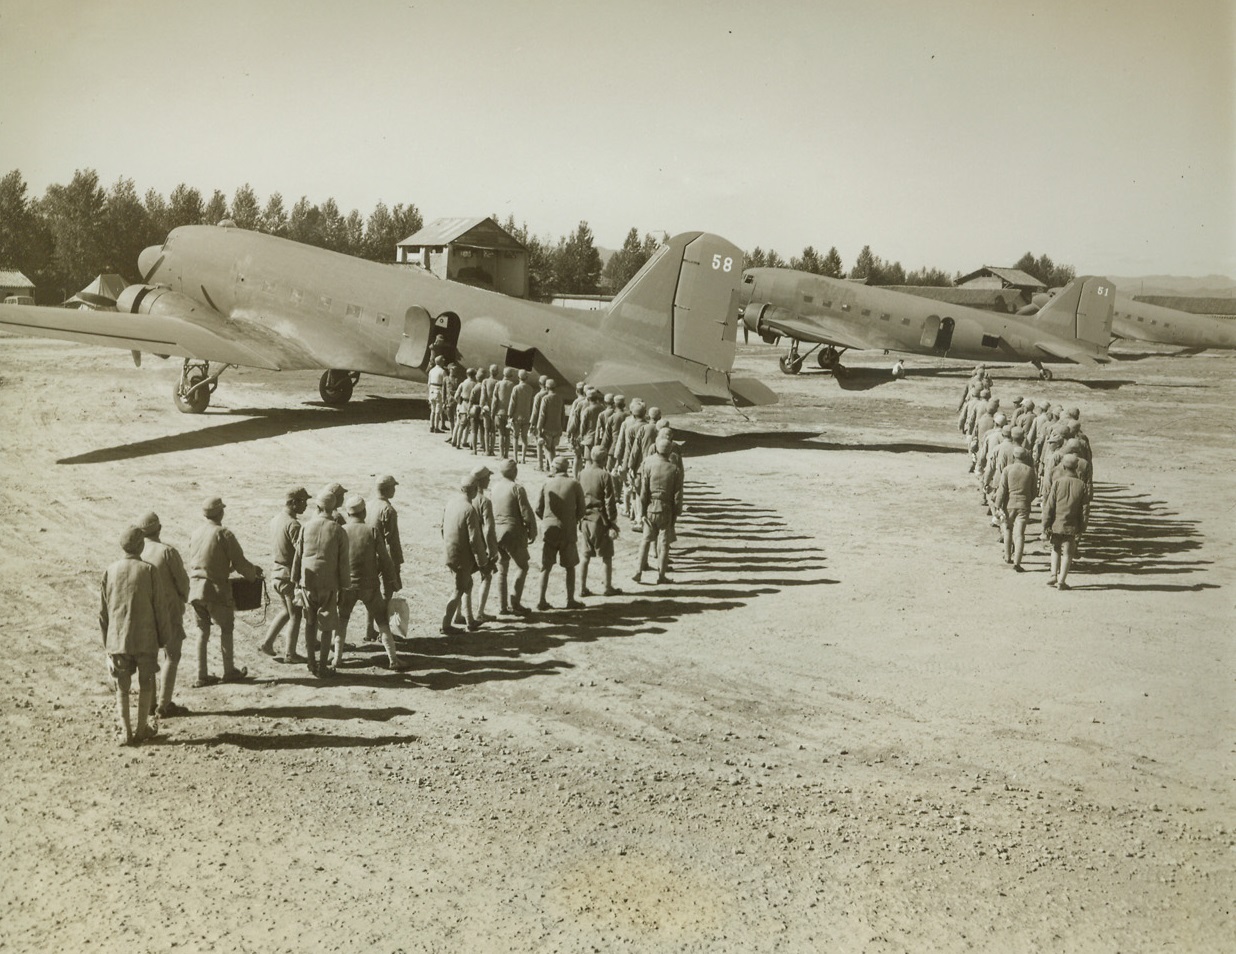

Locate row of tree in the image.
[0,168,1073,305]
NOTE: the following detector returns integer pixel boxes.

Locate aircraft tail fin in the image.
[602,232,744,374]
[1034,276,1115,349]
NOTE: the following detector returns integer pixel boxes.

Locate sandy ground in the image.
[0,335,1231,953]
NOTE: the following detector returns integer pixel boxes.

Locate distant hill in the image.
[1105,274,1236,298]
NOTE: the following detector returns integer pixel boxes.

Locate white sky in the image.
[1,0,1232,277]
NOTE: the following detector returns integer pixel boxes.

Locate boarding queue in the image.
[97,362,685,746]
[957,364,1094,590]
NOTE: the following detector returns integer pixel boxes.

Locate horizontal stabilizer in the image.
[727,376,778,407]
[1034,339,1109,365]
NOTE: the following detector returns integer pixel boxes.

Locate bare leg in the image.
[498,555,510,612]
[580,555,591,595]
[538,568,551,607]
[159,639,182,707]
[1058,538,1075,587]
[115,683,133,744]
[476,571,492,620]
[136,674,155,739]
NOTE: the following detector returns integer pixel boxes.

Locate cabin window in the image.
[901,317,911,325]
[803,295,813,304]
[742,274,754,284]
[822,300,831,308]
[880,312,890,321]
[840,303,851,312]
[320,295,332,309]
[861,308,870,317]
[346,304,362,319]
[981,334,1001,348]
[1137,316,1144,322]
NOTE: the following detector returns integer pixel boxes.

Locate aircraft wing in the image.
[759,310,900,352]
[1033,338,1111,366]
[0,301,286,370]
[588,375,704,413]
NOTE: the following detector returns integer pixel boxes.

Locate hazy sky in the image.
[1,0,1232,277]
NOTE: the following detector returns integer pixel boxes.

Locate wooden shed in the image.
[396,216,528,299]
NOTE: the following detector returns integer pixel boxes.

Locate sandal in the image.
[192,674,221,688]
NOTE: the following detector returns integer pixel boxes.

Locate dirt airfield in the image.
[0,334,1231,953]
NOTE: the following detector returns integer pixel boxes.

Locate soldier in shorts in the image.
[490,458,537,615]
[100,526,171,745]
[633,432,683,585]
[427,355,448,433]
[579,446,622,597]
[261,487,308,663]
[292,490,349,677]
[338,494,408,670]
[508,370,536,464]
[535,456,586,610]
[442,475,488,633]
[493,368,517,459]
[138,511,190,719]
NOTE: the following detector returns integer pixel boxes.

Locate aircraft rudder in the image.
[1035,276,1114,348]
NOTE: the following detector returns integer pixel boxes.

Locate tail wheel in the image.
[319,370,355,405]
[779,355,803,375]
[174,370,210,414]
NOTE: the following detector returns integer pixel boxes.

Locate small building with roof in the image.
[955,266,1046,297]
[396,216,528,298]
[1,268,36,302]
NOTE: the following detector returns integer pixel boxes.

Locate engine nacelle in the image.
[741,302,795,338]
[115,284,216,319]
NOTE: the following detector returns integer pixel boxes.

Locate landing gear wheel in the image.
[779,355,803,375]
[1039,367,1053,381]
[319,370,355,406]
[174,370,210,414]
[817,350,833,370]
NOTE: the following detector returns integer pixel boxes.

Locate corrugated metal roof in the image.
[0,269,34,287]
[398,216,492,247]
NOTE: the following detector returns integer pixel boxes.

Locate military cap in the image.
[325,481,346,499]
[552,456,570,473]
[654,432,673,454]
[120,525,147,554]
[315,489,336,510]
[460,474,477,491]
[603,393,614,405]
[1011,426,1025,441]
[285,486,310,504]
[614,394,625,405]
[376,475,398,490]
[986,399,1000,412]
[1066,407,1081,420]
[590,446,607,463]
[1061,454,1079,472]
[1021,399,1036,411]
[497,458,517,478]
[994,412,1006,425]
[518,369,529,382]
[1012,395,1024,406]
[434,355,446,366]
[203,496,225,515]
[469,464,492,486]
[545,378,556,389]
[489,364,499,374]
[1000,425,1012,438]
[648,406,662,420]
[137,512,161,534]
[656,418,670,430]
[343,493,366,514]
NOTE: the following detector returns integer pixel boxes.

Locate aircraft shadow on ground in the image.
[1067,481,1215,590]
[57,394,425,465]
[173,731,418,751]
[678,429,963,458]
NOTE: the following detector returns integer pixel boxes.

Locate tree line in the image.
[0,168,1073,305]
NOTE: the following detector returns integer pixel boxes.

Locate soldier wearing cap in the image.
[594,393,617,467]
[508,370,537,464]
[634,431,683,585]
[616,399,647,519]
[428,355,449,434]
[101,526,172,745]
[319,482,347,526]
[565,381,589,474]
[365,476,403,642]
[529,376,550,469]
[994,445,1038,570]
[1041,454,1089,590]
[534,378,566,473]
[292,489,350,677]
[490,458,537,615]
[579,446,622,597]
[535,456,587,610]
[465,465,500,622]
[479,365,501,455]
[187,496,261,687]
[493,367,518,459]
[338,494,407,670]
[261,487,309,663]
[138,512,190,719]
[442,474,488,633]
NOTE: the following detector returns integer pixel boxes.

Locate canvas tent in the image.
[64,273,127,310]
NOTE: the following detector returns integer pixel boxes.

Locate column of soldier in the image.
[957,364,1094,591]
[96,362,685,747]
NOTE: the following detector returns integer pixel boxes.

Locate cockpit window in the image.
[743,274,754,284]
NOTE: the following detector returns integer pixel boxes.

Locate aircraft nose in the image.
[138,244,164,282]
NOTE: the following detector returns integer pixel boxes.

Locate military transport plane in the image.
[0,223,775,414]
[738,268,1115,380]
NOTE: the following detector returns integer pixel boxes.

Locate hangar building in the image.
[396,217,528,299]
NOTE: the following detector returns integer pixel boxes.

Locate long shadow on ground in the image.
[58,394,425,464]
[678,429,963,458]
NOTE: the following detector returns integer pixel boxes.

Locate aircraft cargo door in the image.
[918,315,955,354]
[395,305,432,368]
[671,234,744,370]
